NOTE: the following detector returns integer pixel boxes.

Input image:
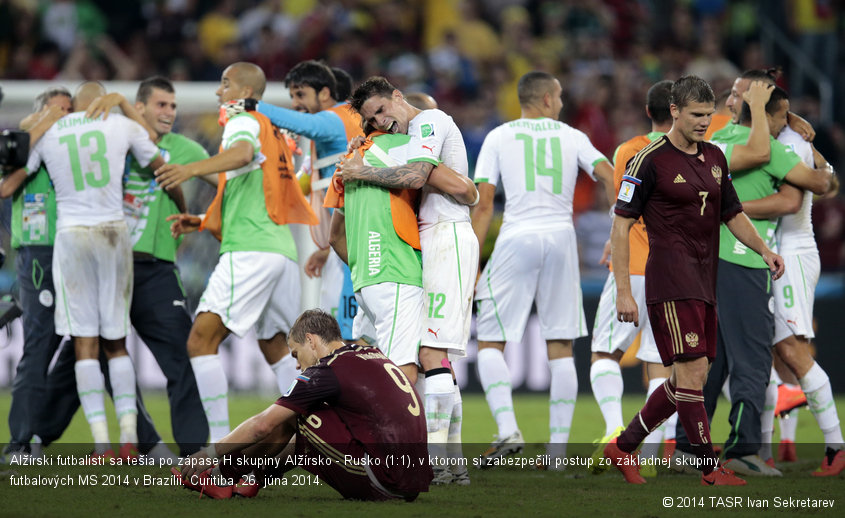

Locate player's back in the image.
[776,126,816,254]
[475,118,606,232]
[30,112,158,228]
[408,109,470,230]
[324,344,429,491]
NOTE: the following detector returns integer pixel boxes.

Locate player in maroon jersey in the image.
[604,75,784,486]
[176,309,432,500]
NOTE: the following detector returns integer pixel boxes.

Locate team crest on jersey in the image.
[685,332,699,348]
[711,165,722,185]
[420,123,435,138]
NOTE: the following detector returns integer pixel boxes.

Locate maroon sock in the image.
[618,380,677,453]
[675,388,718,475]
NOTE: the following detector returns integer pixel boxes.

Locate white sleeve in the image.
[406,109,448,165]
[25,137,45,176]
[222,114,261,151]
[575,129,608,181]
[474,128,501,186]
[125,117,160,167]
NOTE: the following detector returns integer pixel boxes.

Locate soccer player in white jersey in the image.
[342,77,479,476]
[156,62,305,444]
[471,71,615,466]
[16,81,165,458]
[733,73,843,475]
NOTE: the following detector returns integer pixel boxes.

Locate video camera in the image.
[0,130,29,170]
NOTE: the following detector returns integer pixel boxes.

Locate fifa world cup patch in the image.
[618,181,636,202]
[420,123,435,138]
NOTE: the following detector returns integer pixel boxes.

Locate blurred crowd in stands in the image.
[1,0,843,280]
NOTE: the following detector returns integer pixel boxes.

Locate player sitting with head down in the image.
[175,309,432,501]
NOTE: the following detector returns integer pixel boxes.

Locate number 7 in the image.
[698,191,708,216]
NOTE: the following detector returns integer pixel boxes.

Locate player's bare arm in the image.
[741,183,803,219]
[166,213,202,238]
[340,151,432,190]
[23,104,65,143]
[593,160,617,207]
[305,248,331,278]
[470,182,496,252]
[728,81,774,171]
[787,111,815,141]
[427,163,478,205]
[181,403,297,481]
[347,135,367,153]
[610,215,638,325]
[85,92,157,141]
[329,210,348,264]
[783,159,833,195]
[811,146,839,196]
[724,212,785,279]
[155,140,253,189]
[1,106,66,198]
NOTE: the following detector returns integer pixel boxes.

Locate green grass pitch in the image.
[1,391,843,517]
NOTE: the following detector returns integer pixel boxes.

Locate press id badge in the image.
[22,193,48,244]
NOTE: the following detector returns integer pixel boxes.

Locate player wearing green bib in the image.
[692,86,832,476]
[334,132,425,378]
[156,63,303,443]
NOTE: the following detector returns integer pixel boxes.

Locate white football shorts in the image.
[475,226,587,343]
[773,252,819,343]
[197,251,300,339]
[420,221,478,357]
[354,282,425,367]
[53,220,133,339]
[590,273,660,363]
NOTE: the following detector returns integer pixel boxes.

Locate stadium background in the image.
[0,0,843,394]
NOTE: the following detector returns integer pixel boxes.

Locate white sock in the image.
[590,358,624,436]
[800,362,844,450]
[721,378,731,403]
[549,357,577,457]
[664,411,678,441]
[477,348,519,438]
[780,408,799,441]
[772,369,783,385]
[147,442,179,462]
[425,371,455,446]
[447,383,464,465]
[190,355,230,443]
[75,359,110,452]
[108,356,138,444]
[269,354,299,395]
[641,377,666,460]
[415,374,426,401]
[759,370,778,461]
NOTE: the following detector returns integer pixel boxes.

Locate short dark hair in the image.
[350,76,396,113]
[136,76,175,104]
[331,67,353,101]
[34,86,71,111]
[285,60,336,99]
[289,309,343,345]
[517,71,557,106]
[646,80,673,124]
[739,67,780,85]
[670,75,715,109]
[739,85,789,124]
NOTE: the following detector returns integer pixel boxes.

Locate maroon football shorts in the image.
[647,299,717,367]
[295,408,413,501]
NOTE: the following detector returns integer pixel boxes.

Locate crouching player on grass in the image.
[174,309,432,500]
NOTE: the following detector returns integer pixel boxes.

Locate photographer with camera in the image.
[0,86,70,460]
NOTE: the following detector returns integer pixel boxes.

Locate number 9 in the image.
[383,363,421,417]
